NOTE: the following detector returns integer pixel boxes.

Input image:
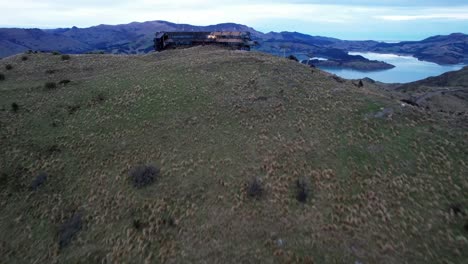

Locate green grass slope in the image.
[0,47,467,263]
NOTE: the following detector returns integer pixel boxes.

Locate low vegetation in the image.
[247,177,263,198]
[44,81,57,89]
[11,102,19,112]
[61,54,71,61]
[58,213,83,249]
[0,73,4,81]
[129,164,160,188]
[5,64,13,70]
[58,79,71,85]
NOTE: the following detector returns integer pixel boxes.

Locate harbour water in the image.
[320,52,466,83]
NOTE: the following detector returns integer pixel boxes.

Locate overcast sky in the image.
[1,0,467,40]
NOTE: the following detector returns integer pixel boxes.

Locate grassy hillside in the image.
[0,47,467,263]
[394,66,468,114]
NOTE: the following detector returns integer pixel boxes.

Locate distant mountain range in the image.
[1,20,467,66]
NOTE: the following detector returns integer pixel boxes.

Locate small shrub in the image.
[30,172,47,191]
[288,55,299,62]
[45,69,56,74]
[465,220,468,232]
[59,79,71,85]
[449,204,465,216]
[46,145,61,155]
[95,93,106,103]
[44,82,57,90]
[58,213,82,249]
[295,178,309,203]
[67,104,81,115]
[129,164,160,188]
[5,64,13,70]
[358,80,364,87]
[25,50,33,54]
[21,56,28,61]
[132,219,142,230]
[0,73,5,81]
[61,54,71,60]
[247,177,263,198]
[52,51,61,55]
[11,102,19,112]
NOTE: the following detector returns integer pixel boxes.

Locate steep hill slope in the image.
[0,47,467,263]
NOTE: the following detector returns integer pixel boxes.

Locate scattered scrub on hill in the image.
[46,145,61,155]
[129,164,160,188]
[288,55,299,62]
[5,64,13,70]
[67,104,81,115]
[86,51,105,54]
[0,73,4,81]
[44,82,57,90]
[449,204,465,216]
[58,213,83,249]
[30,172,48,191]
[52,51,61,55]
[61,54,71,61]
[295,178,309,203]
[92,93,106,104]
[247,177,263,198]
[11,103,19,112]
[59,79,71,85]
[21,56,28,61]
[132,219,143,230]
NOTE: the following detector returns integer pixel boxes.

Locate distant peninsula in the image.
[300,48,395,71]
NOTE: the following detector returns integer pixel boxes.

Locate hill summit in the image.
[0,47,467,263]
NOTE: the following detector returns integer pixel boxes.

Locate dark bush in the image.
[129,164,160,188]
[288,55,299,62]
[358,80,364,87]
[465,220,468,232]
[11,103,19,112]
[46,145,61,155]
[59,79,71,85]
[67,104,80,115]
[58,213,82,249]
[30,172,48,191]
[61,54,71,61]
[0,73,5,81]
[247,177,263,198]
[52,51,61,55]
[21,56,28,61]
[132,219,142,230]
[295,178,309,203]
[45,69,56,74]
[95,93,106,103]
[5,64,13,70]
[44,82,57,90]
[449,204,465,216]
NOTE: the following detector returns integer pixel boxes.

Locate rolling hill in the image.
[0,46,467,263]
[1,21,467,66]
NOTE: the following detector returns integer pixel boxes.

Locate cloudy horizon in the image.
[1,0,468,40]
